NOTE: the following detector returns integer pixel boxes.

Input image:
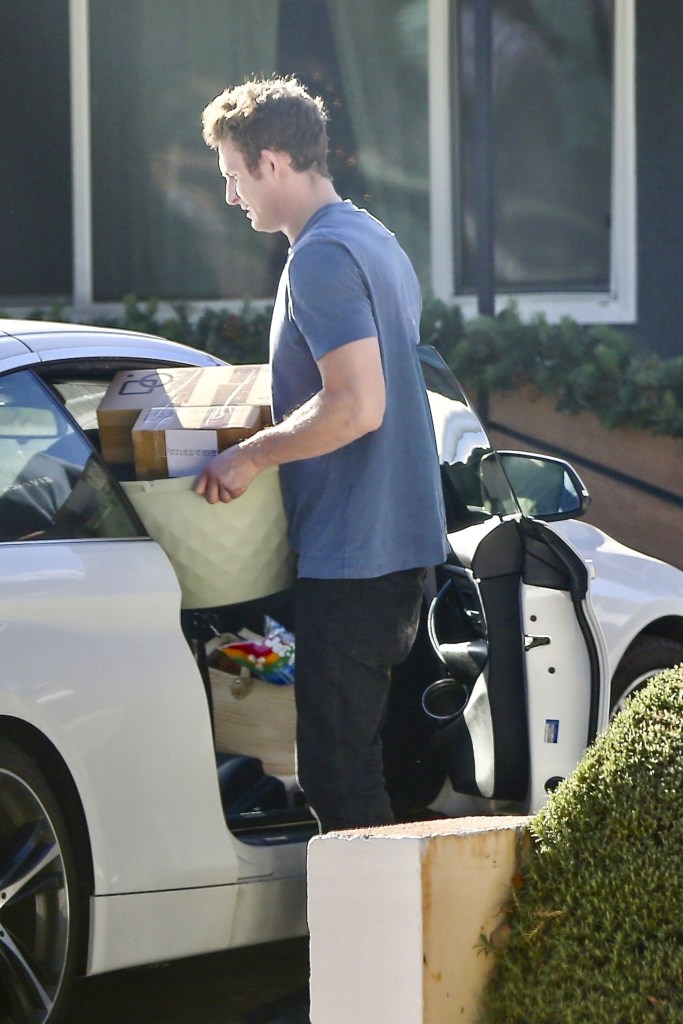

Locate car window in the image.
[419,347,519,532]
[0,370,144,543]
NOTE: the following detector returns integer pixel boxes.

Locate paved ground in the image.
[64,938,310,1024]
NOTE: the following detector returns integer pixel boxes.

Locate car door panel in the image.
[0,367,240,892]
[0,539,240,894]
[429,523,529,803]
[419,346,608,813]
[521,583,594,808]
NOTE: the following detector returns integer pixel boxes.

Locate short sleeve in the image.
[288,240,378,361]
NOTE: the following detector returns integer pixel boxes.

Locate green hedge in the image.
[478,667,683,1024]
[14,294,683,436]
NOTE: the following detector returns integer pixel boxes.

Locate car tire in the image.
[0,739,81,1024]
[610,635,683,718]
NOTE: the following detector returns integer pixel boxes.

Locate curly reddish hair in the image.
[201,76,330,178]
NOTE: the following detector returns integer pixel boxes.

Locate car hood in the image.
[552,518,683,588]
[551,517,683,669]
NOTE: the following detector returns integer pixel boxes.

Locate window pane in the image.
[89,0,280,302]
[89,0,429,302]
[420,352,518,531]
[0,0,72,304]
[457,0,613,292]
[325,0,430,285]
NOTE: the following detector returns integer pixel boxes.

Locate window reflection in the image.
[89,0,429,301]
[422,354,518,531]
[0,372,143,543]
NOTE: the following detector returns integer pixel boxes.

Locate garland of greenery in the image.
[14,294,683,437]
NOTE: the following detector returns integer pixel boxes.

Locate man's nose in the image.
[226,179,241,206]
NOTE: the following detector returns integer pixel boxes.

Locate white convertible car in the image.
[0,319,681,1024]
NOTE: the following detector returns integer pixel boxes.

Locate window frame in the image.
[428,0,636,325]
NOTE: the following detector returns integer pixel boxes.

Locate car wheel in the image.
[0,740,80,1024]
[610,635,683,718]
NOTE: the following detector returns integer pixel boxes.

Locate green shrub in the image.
[478,667,683,1024]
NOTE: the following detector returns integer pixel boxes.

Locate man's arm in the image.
[193,336,385,504]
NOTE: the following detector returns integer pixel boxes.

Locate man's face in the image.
[217,137,280,234]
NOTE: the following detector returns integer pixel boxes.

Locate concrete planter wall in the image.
[307,817,530,1024]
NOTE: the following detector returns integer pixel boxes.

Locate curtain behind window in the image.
[457,0,613,292]
[326,0,430,284]
[90,0,279,302]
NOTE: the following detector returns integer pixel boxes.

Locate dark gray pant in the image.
[294,568,426,832]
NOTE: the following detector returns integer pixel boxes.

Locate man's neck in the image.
[284,176,342,244]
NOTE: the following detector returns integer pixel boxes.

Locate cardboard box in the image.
[132,404,261,480]
[97,364,271,466]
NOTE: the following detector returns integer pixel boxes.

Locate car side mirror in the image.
[497,451,591,522]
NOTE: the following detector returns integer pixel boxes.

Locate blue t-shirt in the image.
[270,200,447,579]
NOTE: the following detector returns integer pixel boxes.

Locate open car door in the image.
[418,346,610,813]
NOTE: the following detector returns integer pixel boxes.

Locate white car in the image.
[0,319,681,1024]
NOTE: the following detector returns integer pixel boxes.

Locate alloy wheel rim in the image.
[0,771,70,1024]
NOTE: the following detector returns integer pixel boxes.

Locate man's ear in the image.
[261,148,292,178]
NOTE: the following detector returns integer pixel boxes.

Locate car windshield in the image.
[419,347,519,532]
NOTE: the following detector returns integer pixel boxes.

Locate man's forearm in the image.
[244,384,381,470]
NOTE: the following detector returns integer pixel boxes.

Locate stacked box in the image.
[132,405,261,480]
[96,364,271,468]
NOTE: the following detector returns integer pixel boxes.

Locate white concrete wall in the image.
[307,816,530,1024]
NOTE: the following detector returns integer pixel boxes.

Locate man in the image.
[197,76,447,831]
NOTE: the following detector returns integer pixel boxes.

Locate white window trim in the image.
[70,0,93,311]
[65,0,260,322]
[428,0,636,325]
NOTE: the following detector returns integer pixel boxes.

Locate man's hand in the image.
[193,443,261,504]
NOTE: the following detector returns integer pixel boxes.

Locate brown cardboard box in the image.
[132,404,261,480]
[97,364,271,465]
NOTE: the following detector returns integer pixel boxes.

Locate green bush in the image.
[478,667,683,1024]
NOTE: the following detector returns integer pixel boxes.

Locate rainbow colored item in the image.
[218,619,295,685]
